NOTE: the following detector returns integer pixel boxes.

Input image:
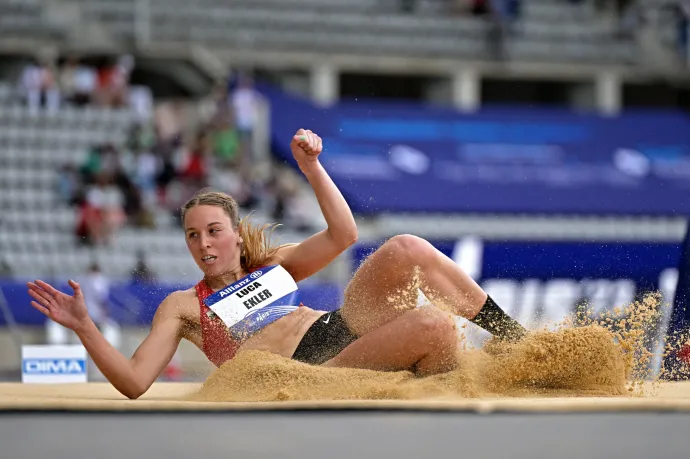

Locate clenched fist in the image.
[290,129,323,168]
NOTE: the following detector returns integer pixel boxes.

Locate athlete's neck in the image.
[204,266,246,291]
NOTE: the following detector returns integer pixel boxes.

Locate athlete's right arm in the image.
[75,294,184,399]
[27,279,183,399]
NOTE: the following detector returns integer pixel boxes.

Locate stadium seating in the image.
[0,81,202,281]
[33,0,636,65]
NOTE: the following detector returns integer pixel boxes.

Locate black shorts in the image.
[292,310,358,365]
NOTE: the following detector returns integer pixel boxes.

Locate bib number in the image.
[204,265,300,340]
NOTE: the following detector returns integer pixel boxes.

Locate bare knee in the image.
[382,234,437,267]
[411,307,459,374]
[411,307,458,350]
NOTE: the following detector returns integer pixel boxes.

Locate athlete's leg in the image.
[340,234,525,340]
[322,306,458,376]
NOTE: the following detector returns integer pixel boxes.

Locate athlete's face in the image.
[184,205,241,278]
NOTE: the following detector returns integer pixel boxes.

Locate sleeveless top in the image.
[195,266,269,367]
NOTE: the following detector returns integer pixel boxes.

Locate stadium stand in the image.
[3,0,637,64]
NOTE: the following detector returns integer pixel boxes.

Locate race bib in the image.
[204,265,300,340]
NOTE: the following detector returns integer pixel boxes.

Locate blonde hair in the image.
[181,189,287,272]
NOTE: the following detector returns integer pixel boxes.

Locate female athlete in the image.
[27,129,525,399]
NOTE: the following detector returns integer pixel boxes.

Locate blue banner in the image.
[260,83,690,216]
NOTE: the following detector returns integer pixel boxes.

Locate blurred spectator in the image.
[506,0,522,21]
[75,189,104,246]
[210,112,242,168]
[131,250,156,283]
[471,0,490,15]
[128,85,155,122]
[126,145,159,210]
[113,169,152,229]
[80,145,103,184]
[231,73,259,136]
[63,68,312,241]
[56,164,80,206]
[77,173,126,246]
[484,0,522,60]
[200,82,232,125]
[81,262,112,327]
[208,163,256,209]
[59,56,97,107]
[230,72,260,163]
[17,53,149,116]
[269,167,318,232]
[155,145,179,207]
[19,59,60,115]
[96,55,134,108]
[180,131,211,189]
[155,101,186,143]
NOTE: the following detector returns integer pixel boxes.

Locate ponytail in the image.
[238,215,288,272]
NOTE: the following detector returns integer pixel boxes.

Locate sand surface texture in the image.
[2,379,690,413]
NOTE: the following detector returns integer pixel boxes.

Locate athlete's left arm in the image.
[274,129,358,282]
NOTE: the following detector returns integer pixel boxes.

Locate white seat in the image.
[73,250,92,272]
[14,252,35,276]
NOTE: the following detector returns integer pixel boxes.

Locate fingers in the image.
[294,129,310,150]
[303,132,313,152]
[30,300,50,317]
[68,279,82,297]
[27,283,54,304]
[293,128,307,146]
[306,131,316,152]
[293,129,322,154]
[308,131,321,153]
[34,279,61,297]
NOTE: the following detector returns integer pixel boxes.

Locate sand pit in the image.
[2,323,690,413]
[2,380,690,413]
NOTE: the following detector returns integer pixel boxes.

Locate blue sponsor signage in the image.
[23,359,86,375]
[260,83,690,216]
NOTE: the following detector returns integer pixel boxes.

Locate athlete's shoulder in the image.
[157,288,197,317]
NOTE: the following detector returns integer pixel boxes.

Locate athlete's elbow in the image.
[120,382,148,400]
[123,389,145,400]
[346,229,358,247]
[335,228,358,250]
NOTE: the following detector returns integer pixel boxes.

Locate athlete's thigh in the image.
[340,243,420,336]
[324,306,458,375]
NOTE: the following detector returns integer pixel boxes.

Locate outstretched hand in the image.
[27,279,91,331]
[290,128,323,168]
